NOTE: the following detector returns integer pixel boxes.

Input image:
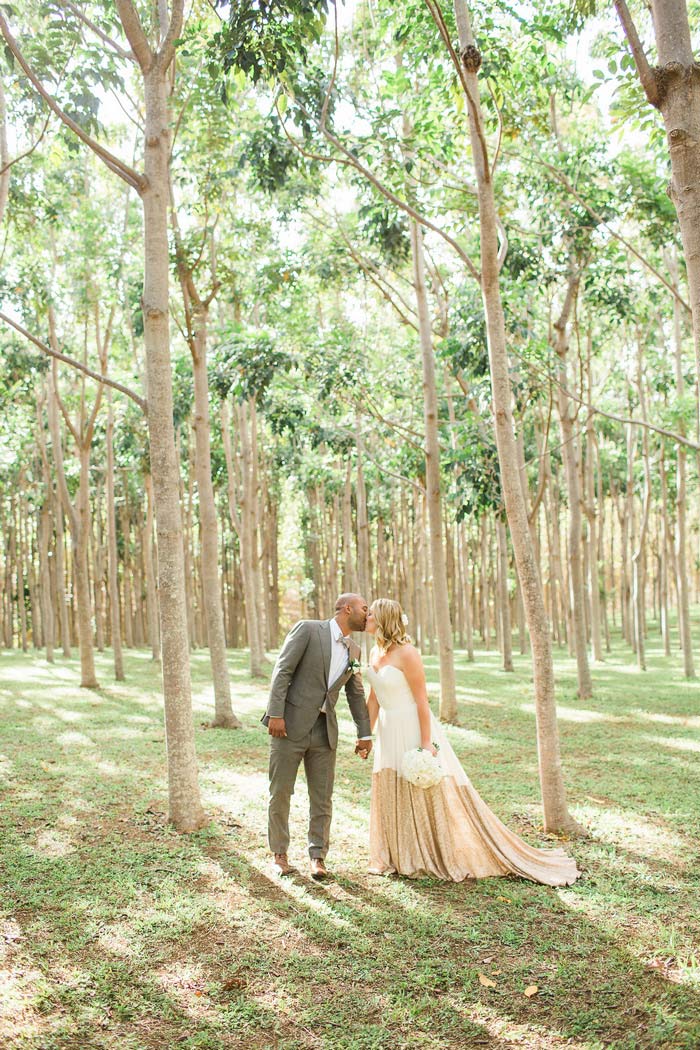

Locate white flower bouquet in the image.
[400,746,445,789]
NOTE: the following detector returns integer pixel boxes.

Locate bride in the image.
[363,599,579,886]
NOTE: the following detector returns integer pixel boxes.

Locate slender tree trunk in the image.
[143,473,161,661]
[451,0,577,830]
[554,274,592,697]
[342,457,357,593]
[122,21,205,828]
[616,0,700,413]
[190,312,241,727]
[670,265,697,677]
[221,399,266,676]
[659,445,672,657]
[105,389,124,680]
[585,416,603,662]
[76,448,98,686]
[356,417,372,601]
[410,220,458,720]
[496,514,513,671]
[47,366,98,688]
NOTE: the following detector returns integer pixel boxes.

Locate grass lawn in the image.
[1,628,699,1049]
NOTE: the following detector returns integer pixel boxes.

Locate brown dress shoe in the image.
[310,858,330,881]
[272,853,296,876]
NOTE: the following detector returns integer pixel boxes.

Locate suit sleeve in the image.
[344,670,371,739]
[264,620,312,721]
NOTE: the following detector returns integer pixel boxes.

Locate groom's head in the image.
[334,593,368,634]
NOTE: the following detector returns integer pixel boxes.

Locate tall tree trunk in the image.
[496,514,514,671]
[342,457,357,593]
[659,445,672,657]
[451,0,577,831]
[553,272,592,697]
[143,473,161,661]
[47,366,98,688]
[190,315,240,726]
[616,0,700,415]
[670,260,697,677]
[221,398,266,676]
[410,219,458,720]
[105,389,124,680]
[116,0,206,829]
[585,412,603,663]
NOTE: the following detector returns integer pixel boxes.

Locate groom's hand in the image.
[355,739,372,759]
[268,717,287,738]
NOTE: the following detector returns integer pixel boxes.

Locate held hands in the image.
[355,739,373,760]
[268,717,287,738]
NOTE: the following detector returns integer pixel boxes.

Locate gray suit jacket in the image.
[261,619,370,749]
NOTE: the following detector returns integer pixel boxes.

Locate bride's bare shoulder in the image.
[396,643,422,667]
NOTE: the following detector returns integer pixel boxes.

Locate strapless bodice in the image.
[365,664,416,712]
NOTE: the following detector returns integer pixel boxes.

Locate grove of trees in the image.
[0,0,698,832]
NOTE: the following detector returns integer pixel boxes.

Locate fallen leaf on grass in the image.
[490,970,502,976]
[524,985,538,997]
[496,896,512,903]
[478,973,497,988]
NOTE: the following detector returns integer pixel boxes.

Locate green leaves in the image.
[216,0,330,85]
[211,328,293,404]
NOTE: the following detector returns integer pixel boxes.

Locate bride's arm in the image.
[367,688,379,732]
[400,646,437,754]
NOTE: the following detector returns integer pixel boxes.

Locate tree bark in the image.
[451,0,577,831]
[553,273,592,697]
[116,0,206,830]
[410,219,458,720]
[105,389,124,680]
[496,514,514,671]
[615,0,700,436]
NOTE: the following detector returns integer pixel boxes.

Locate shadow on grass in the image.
[1,644,700,1049]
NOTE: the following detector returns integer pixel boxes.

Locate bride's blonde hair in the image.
[371,599,411,653]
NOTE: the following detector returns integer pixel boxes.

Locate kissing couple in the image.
[262,593,579,886]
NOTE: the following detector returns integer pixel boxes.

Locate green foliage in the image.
[215,0,330,84]
[358,200,410,266]
[211,327,293,403]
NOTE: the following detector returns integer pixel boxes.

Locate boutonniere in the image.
[347,658,362,675]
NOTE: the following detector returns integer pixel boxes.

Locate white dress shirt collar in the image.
[329,617,345,643]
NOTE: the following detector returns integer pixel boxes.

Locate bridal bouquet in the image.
[400,747,445,789]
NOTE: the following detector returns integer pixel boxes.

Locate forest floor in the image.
[1,627,699,1050]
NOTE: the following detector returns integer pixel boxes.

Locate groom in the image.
[262,593,373,880]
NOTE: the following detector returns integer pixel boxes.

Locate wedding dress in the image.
[366,664,579,886]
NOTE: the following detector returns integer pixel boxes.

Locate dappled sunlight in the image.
[109,725,155,740]
[456,690,504,707]
[572,804,686,860]
[633,710,700,728]
[96,924,140,959]
[0,964,47,1041]
[201,767,268,800]
[154,959,214,1019]
[447,996,591,1050]
[56,729,95,747]
[444,726,496,748]
[642,734,700,754]
[86,758,124,777]
[32,828,77,858]
[0,753,13,782]
[3,647,700,1048]
[124,712,157,725]
[520,702,623,724]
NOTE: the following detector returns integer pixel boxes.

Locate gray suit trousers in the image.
[268,713,336,859]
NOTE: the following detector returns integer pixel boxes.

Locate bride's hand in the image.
[422,742,438,757]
